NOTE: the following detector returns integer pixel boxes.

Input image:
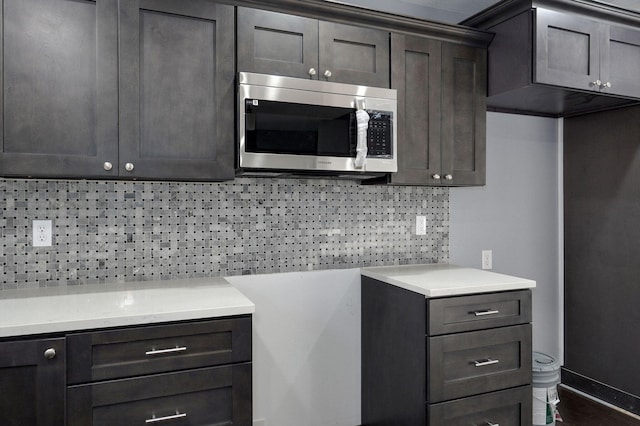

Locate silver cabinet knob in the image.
[103,162,113,171]
[308,68,317,77]
[601,81,612,89]
[432,174,441,180]
[591,79,602,88]
[125,162,135,172]
[323,70,332,78]
[44,348,56,360]
[444,174,453,180]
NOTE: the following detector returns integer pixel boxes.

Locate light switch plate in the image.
[482,249,492,270]
[33,220,52,247]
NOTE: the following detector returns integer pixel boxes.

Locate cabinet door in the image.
[237,7,319,79]
[601,25,640,99]
[0,338,65,426]
[319,22,390,87]
[535,8,601,92]
[441,43,486,186]
[388,34,442,185]
[0,0,118,178]
[119,0,234,180]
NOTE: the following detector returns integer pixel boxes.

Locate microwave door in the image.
[244,99,354,158]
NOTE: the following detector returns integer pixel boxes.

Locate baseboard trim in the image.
[561,368,640,416]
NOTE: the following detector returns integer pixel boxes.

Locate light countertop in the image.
[361,263,536,297]
[0,277,255,338]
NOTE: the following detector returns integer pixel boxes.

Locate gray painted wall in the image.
[450,112,562,358]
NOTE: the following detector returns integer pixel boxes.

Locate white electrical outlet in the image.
[415,215,427,235]
[482,249,493,270]
[33,220,52,247]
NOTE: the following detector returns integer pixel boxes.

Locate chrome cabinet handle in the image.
[473,309,500,316]
[308,68,317,77]
[444,174,453,180]
[44,348,56,360]
[145,412,187,423]
[591,79,602,87]
[124,162,134,172]
[600,81,612,89]
[432,174,441,180]
[103,162,113,171]
[145,346,187,356]
[323,70,332,78]
[474,358,500,367]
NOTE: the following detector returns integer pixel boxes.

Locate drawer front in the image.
[428,324,532,403]
[427,290,532,335]
[67,316,251,384]
[68,363,252,426]
[428,385,532,426]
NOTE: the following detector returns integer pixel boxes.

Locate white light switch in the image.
[33,220,52,247]
[416,216,427,235]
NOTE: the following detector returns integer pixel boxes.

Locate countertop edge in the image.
[361,264,537,298]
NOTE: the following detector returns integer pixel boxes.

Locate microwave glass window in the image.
[245,100,355,157]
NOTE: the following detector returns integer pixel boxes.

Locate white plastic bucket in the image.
[532,351,561,426]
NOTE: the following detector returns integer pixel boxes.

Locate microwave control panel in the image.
[366,111,393,158]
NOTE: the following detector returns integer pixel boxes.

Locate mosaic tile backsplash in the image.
[0,178,449,289]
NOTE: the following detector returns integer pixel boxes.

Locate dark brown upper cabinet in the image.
[0,0,235,181]
[118,0,235,181]
[463,0,640,117]
[387,34,486,186]
[0,0,119,178]
[237,7,390,88]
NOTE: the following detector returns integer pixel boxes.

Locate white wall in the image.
[449,112,562,358]
[227,269,362,426]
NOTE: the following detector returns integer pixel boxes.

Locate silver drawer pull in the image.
[472,309,499,316]
[473,358,500,367]
[486,422,499,426]
[145,412,187,423]
[145,346,187,356]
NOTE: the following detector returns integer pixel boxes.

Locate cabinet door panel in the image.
[441,43,486,186]
[0,338,65,426]
[535,8,601,91]
[119,0,234,180]
[603,25,640,99]
[237,8,319,79]
[319,22,390,88]
[388,34,441,185]
[0,0,118,178]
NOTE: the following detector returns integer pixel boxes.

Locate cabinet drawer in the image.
[67,316,251,384]
[427,290,531,335]
[68,363,252,426]
[428,385,532,426]
[427,324,532,402]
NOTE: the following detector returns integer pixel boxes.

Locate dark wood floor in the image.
[558,387,640,426]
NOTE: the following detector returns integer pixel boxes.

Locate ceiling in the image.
[333,0,640,24]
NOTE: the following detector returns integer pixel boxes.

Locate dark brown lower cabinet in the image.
[68,363,252,426]
[0,338,66,426]
[362,276,532,425]
[66,316,253,426]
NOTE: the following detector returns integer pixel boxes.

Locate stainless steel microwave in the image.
[237,72,397,179]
